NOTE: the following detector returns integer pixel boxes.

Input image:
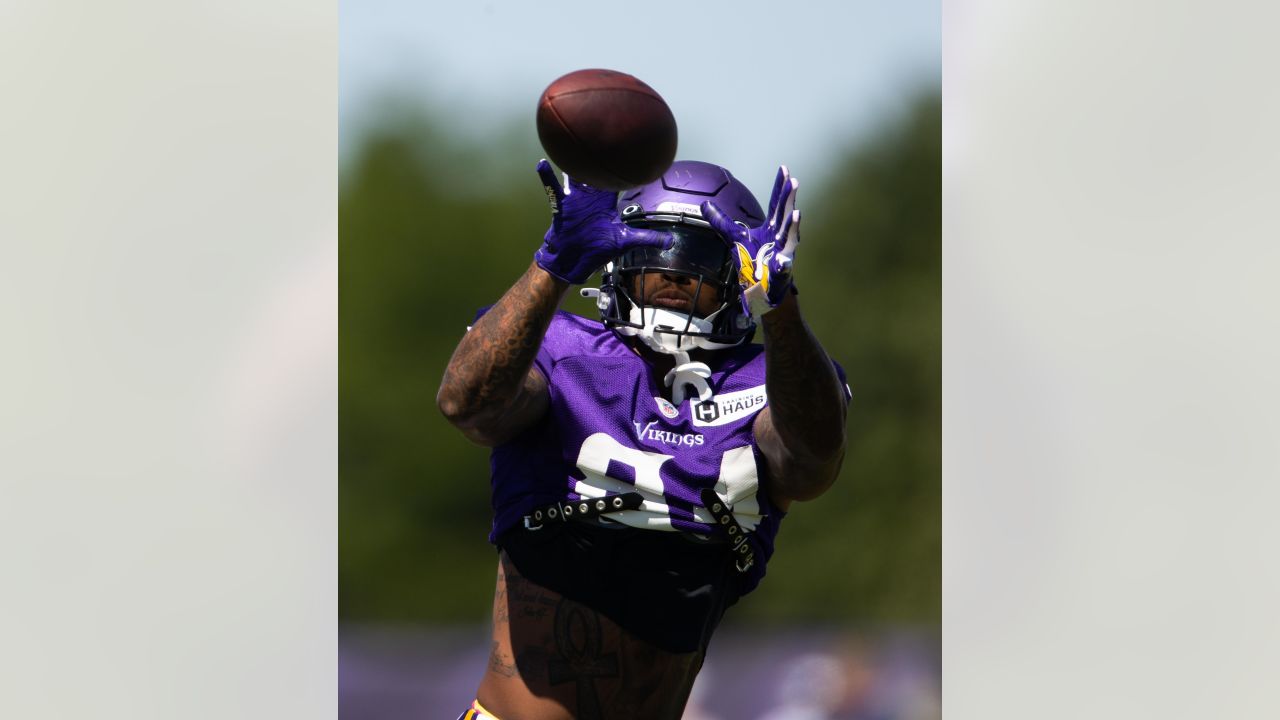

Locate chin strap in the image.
[583,287,716,404]
[663,350,713,405]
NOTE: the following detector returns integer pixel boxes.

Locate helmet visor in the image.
[617,225,733,283]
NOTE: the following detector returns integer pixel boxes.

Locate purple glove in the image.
[533,159,672,285]
[701,165,801,317]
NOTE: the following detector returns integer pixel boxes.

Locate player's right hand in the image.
[533,159,672,285]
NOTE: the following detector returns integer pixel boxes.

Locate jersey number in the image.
[573,432,761,530]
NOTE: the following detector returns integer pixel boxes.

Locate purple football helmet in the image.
[588,161,765,353]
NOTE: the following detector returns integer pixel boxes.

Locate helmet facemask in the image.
[579,225,751,405]
[577,160,764,403]
[601,224,748,354]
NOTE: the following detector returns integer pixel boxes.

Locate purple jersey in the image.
[486,310,846,595]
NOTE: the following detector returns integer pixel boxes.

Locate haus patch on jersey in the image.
[691,385,768,427]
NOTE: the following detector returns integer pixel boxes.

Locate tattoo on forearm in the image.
[763,306,845,458]
[440,265,561,421]
[765,319,815,419]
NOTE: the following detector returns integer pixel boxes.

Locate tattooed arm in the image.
[436,261,568,446]
[753,291,848,510]
[697,166,846,508]
[438,160,673,447]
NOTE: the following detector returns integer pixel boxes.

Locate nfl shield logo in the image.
[655,397,679,419]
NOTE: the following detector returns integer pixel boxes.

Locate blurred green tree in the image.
[339,91,939,626]
[736,92,940,626]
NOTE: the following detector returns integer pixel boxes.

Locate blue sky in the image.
[341,0,939,194]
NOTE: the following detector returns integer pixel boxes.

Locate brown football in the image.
[535,68,678,191]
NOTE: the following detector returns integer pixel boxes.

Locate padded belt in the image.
[522,492,644,530]
[520,489,756,574]
[699,488,757,574]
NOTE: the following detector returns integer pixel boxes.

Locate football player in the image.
[438,159,851,720]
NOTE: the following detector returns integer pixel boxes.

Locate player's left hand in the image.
[700,165,800,317]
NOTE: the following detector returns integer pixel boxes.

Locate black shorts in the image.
[496,520,743,654]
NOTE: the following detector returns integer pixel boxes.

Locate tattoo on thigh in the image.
[494,565,510,625]
[488,641,518,678]
[546,599,619,720]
